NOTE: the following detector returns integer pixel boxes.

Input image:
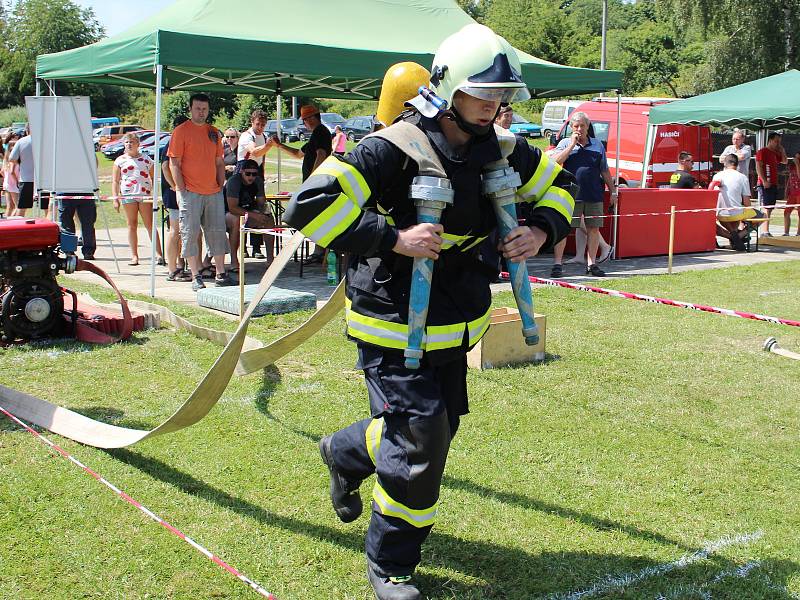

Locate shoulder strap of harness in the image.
[365,121,518,179]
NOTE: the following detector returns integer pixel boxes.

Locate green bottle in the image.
[326,251,337,285]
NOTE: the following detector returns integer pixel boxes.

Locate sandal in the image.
[198,265,216,279]
[156,256,167,266]
[128,258,140,266]
[166,269,192,282]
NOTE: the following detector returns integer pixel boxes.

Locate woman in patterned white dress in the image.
[112,133,164,266]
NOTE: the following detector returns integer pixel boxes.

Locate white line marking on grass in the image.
[545,531,764,600]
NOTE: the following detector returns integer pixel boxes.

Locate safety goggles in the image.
[460,85,531,104]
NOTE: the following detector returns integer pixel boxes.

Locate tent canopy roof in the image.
[36,0,621,99]
[648,70,800,129]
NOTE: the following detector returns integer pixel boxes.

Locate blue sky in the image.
[74,0,167,37]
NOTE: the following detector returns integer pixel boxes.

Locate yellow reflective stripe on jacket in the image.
[467,310,492,346]
[538,186,575,221]
[344,298,487,351]
[313,157,371,207]
[440,232,472,250]
[301,193,361,247]
[461,235,487,252]
[365,417,384,465]
[373,482,437,528]
[517,152,561,203]
[375,203,395,226]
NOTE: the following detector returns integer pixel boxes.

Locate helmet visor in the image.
[459,85,531,104]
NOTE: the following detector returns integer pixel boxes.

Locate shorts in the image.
[177,189,229,258]
[718,207,760,223]
[17,182,48,210]
[571,201,604,228]
[121,196,142,206]
[757,185,778,206]
[168,208,180,222]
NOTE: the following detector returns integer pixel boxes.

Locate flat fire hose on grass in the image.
[0,232,347,449]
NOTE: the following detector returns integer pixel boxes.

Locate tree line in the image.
[1,0,798,125]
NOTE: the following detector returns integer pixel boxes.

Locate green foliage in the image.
[456,0,493,21]
[161,91,240,130]
[316,99,377,119]
[0,105,27,127]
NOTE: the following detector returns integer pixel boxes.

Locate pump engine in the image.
[0,218,77,342]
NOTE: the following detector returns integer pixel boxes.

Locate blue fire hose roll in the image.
[404,176,454,369]
[483,160,539,346]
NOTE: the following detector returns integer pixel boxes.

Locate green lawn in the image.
[2,261,800,599]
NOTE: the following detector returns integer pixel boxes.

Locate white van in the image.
[540,100,583,138]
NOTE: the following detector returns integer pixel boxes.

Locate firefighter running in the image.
[284,24,575,600]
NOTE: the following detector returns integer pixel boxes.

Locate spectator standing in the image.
[755,132,787,237]
[237,110,274,259]
[224,159,275,266]
[59,154,99,261]
[719,130,752,178]
[669,151,699,188]
[784,152,800,237]
[495,104,513,129]
[551,111,617,277]
[271,103,332,264]
[9,125,47,218]
[710,154,760,251]
[168,93,234,291]
[222,128,239,179]
[2,132,21,215]
[332,125,347,157]
[112,133,165,267]
[161,115,192,281]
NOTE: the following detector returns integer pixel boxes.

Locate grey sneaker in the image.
[214,273,236,287]
[191,275,206,291]
[319,435,363,523]
[367,561,420,600]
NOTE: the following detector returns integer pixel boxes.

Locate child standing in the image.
[785,152,800,236]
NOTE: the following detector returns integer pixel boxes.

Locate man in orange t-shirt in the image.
[168,93,233,291]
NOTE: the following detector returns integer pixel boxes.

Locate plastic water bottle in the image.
[326,251,337,286]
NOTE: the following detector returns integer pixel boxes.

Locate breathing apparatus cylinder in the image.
[404,176,454,369]
[482,159,540,345]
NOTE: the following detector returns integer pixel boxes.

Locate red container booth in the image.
[614,188,718,258]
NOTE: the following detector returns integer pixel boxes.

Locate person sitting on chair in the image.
[710,154,762,251]
[224,159,274,267]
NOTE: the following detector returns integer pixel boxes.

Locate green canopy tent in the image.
[640,70,800,186]
[35,0,623,296]
[36,0,621,98]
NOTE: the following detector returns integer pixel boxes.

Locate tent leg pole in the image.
[98,193,120,273]
[612,92,622,258]
[151,64,164,299]
[641,125,655,189]
[276,94,282,195]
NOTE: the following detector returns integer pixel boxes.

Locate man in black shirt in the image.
[271,103,332,264]
[669,151,699,189]
[224,159,274,265]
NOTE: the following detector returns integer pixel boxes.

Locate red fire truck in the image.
[553,97,714,188]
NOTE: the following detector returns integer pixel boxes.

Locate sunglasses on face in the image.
[242,170,259,176]
[225,134,238,139]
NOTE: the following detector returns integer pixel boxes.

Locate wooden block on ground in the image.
[467,307,546,370]
[759,235,800,249]
[197,284,316,316]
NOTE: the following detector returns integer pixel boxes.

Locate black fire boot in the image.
[367,560,421,600]
[319,435,363,523]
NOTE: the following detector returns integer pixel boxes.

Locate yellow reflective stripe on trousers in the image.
[313,157,371,207]
[517,152,561,202]
[467,309,492,346]
[538,186,575,221]
[301,193,361,247]
[373,482,437,528]
[365,417,384,465]
[345,298,467,351]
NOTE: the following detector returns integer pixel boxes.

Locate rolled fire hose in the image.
[483,158,539,345]
[404,176,454,369]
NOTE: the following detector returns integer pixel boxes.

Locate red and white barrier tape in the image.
[0,405,276,599]
[500,273,800,328]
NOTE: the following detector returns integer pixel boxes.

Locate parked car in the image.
[140,132,171,158]
[540,100,583,139]
[341,116,374,141]
[508,114,542,138]
[551,97,713,188]
[101,130,156,160]
[320,112,346,135]
[266,118,300,142]
[94,124,143,150]
[91,116,120,129]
